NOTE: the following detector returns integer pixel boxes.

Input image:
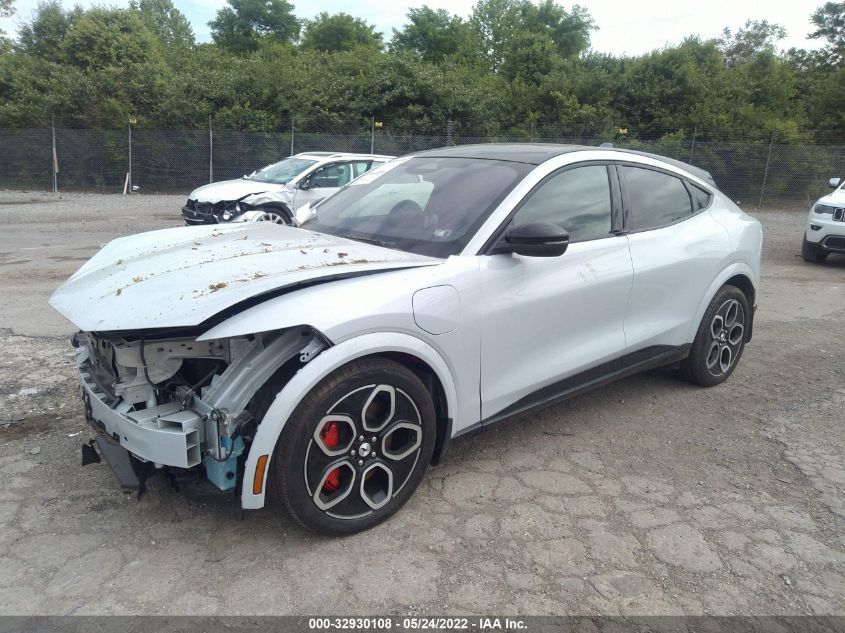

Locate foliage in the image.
[0,0,842,148]
[209,0,299,54]
[301,12,382,53]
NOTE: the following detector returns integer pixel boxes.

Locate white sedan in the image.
[51,144,762,534]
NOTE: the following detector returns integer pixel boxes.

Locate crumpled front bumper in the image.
[181,205,217,225]
[77,349,205,469]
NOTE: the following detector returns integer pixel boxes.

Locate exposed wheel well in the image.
[723,274,755,341]
[377,351,452,466]
[724,274,755,308]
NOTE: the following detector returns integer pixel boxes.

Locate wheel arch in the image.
[253,201,293,222]
[240,331,459,510]
[688,262,758,344]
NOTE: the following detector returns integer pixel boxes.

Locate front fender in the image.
[240,331,459,509]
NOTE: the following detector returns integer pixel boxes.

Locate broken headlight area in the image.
[73,329,322,493]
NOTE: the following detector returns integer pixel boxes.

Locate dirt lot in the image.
[0,190,843,616]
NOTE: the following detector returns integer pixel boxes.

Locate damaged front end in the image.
[74,326,325,495]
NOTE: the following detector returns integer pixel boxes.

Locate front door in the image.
[293,161,373,210]
[479,163,633,420]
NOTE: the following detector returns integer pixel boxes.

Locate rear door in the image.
[293,161,366,209]
[478,163,633,420]
[620,164,733,350]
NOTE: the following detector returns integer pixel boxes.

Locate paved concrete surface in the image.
[0,190,843,615]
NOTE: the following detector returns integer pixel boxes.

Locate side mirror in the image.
[299,176,312,190]
[493,222,570,257]
[829,177,841,189]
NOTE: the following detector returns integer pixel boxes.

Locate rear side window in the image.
[623,166,693,230]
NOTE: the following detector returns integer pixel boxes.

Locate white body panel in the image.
[49,223,435,331]
[478,238,632,418]
[624,210,733,348]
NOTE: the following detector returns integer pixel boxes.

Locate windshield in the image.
[246,157,316,184]
[302,156,532,258]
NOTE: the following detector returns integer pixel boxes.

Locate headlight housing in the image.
[814,204,836,215]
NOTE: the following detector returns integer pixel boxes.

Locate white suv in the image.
[802,177,845,263]
[53,144,762,535]
[182,152,394,226]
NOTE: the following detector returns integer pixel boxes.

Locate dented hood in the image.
[189,178,287,203]
[49,224,437,332]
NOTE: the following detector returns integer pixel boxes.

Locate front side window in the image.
[246,157,316,184]
[311,163,351,188]
[509,165,612,242]
[623,166,693,230]
[303,157,532,258]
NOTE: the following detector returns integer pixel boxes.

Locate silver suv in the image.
[181,152,394,226]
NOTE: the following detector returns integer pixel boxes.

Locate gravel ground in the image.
[0,190,843,616]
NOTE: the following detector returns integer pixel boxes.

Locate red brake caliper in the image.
[320,421,342,494]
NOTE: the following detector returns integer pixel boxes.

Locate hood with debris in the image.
[49,224,438,332]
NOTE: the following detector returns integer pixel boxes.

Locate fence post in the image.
[290,114,295,156]
[758,131,775,208]
[688,126,697,164]
[370,116,375,154]
[209,115,213,183]
[446,119,454,146]
[127,119,132,193]
[51,115,58,193]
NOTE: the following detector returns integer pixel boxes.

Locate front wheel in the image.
[253,205,293,225]
[802,235,828,263]
[269,358,436,535]
[678,285,749,387]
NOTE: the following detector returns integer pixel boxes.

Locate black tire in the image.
[268,358,436,535]
[678,285,750,387]
[802,235,828,263]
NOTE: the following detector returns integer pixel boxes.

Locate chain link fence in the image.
[1,119,843,208]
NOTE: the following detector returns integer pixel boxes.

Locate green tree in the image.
[0,0,14,37]
[390,7,473,62]
[809,1,845,62]
[720,20,787,66]
[518,0,594,59]
[300,12,382,53]
[133,0,195,53]
[16,0,78,63]
[470,0,593,71]
[209,0,300,55]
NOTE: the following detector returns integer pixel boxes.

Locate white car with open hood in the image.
[181,151,393,226]
[802,176,845,263]
[51,144,762,534]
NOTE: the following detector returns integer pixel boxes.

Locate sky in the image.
[0,0,827,56]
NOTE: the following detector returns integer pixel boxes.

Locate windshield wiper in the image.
[336,233,388,247]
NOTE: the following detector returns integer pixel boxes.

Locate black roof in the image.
[413,143,716,186]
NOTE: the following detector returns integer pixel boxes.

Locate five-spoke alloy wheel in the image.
[269,358,436,535]
[679,285,750,387]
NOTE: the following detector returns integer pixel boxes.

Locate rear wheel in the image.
[268,358,436,535]
[679,285,749,387]
[802,235,828,263]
